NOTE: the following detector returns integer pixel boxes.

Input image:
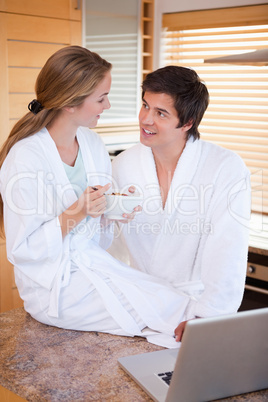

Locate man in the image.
[110,66,251,341]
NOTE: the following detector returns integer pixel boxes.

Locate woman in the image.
[0,46,189,347]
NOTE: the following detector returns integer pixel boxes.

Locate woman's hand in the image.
[59,183,111,237]
[81,184,111,218]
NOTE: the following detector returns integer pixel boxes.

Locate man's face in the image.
[139,91,190,153]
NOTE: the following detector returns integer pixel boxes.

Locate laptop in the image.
[118,308,268,402]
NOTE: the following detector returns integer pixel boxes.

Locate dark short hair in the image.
[142,66,209,140]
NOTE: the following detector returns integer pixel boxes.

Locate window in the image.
[83,0,141,123]
[162,5,268,217]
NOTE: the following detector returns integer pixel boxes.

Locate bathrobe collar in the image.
[34,128,103,317]
[140,137,202,216]
[37,127,100,206]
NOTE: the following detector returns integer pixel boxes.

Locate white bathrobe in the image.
[110,138,251,319]
[0,127,191,348]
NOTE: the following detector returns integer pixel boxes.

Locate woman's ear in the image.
[63,106,75,114]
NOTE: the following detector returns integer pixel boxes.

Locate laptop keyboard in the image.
[157,371,174,385]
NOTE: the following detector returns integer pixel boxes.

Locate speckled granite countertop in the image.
[0,308,267,401]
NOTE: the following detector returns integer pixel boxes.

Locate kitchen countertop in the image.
[249,213,268,256]
[0,308,267,401]
[249,245,268,257]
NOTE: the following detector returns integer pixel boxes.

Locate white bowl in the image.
[104,192,143,220]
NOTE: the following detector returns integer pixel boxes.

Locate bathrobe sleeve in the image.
[1,128,115,290]
[185,154,251,318]
[1,144,64,290]
[78,128,114,250]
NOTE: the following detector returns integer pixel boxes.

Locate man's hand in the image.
[118,185,142,223]
[175,317,201,342]
[128,185,136,194]
[174,320,188,342]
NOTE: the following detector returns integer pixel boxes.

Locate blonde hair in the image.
[0,45,112,237]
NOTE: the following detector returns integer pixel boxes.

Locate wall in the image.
[153,0,268,67]
[0,0,82,313]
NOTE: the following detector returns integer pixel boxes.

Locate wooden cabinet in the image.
[0,0,81,141]
[0,0,82,312]
[0,239,23,312]
[140,0,154,81]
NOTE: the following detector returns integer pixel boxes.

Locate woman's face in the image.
[72,71,112,128]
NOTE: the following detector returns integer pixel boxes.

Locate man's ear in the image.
[183,119,194,132]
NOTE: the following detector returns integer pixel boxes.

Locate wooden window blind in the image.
[162,5,268,215]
